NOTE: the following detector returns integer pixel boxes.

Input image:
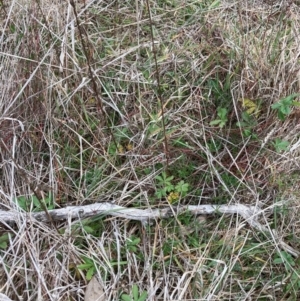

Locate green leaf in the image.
[271,102,282,110]
[0,241,7,249]
[165,184,174,192]
[137,291,148,301]
[274,251,295,267]
[175,181,189,193]
[155,175,163,182]
[208,0,220,9]
[160,172,167,179]
[271,94,300,121]
[110,261,128,266]
[281,106,291,115]
[0,234,9,249]
[217,107,228,119]
[283,93,300,101]
[273,139,289,152]
[209,120,227,128]
[15,196,27,211]
[128,246,137,252]
[86,267,95,280]
[209,120,222,126]
[155,189,167,198]
[273,257,284,264]
[128,237,140,246]
[77,263,93,270]
[121,294,132,301]
[132,238,140,244]
[132,284,139,301]
[155,172,174,186]
[165,175,174,182]
[32,195,41,208]
[278,111,286,121]
[44,193,54,209]
[83,226,95,234]
[0,233,9,242]
[210,108,228,128]
[243,129,252,137]
[81,256,94,264]
[220,122,226,128]
[292,101,300,107]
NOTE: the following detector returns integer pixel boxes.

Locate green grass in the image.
[0,0,300,300]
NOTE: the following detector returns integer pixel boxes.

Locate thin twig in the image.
[0,201,297,257]
[145,0,170,167]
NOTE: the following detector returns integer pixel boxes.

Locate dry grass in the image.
[1,0,300,300]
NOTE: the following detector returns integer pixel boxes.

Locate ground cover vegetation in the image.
[0,0,300,300]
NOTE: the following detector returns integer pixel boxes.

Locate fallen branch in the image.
[0,202,298,257]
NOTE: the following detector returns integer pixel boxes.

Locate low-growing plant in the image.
[210,107,228,128]
[273,251,295,268]
[273,251,300,297]
[155,172,189,203]
[272,138,289,153]
[271,93,300,121]
[14,193,54,212]
[236,111,258,138]
[77,253,128,281]
[155,172,175,198]
[121,284,148,301]
[0,233,11,250]
[125,236,141,253]
[77,256,99,281]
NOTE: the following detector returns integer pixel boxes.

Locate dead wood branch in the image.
[0,202,297,257]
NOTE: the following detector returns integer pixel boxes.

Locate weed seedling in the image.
[77,256,99,281]
[210,107,228,128]
[272,138,289,153]
[155,172,189,203]
[126,236,141,253]
[15,193,54,212]
[0,233,11,250]
[175,180,189,195]
[271,93,300,120]
[273,251,300,297]
[236,111,258,138]
[155,172,174,198]
[121,284,148,301]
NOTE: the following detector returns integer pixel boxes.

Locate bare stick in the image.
[0,201,297,257]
